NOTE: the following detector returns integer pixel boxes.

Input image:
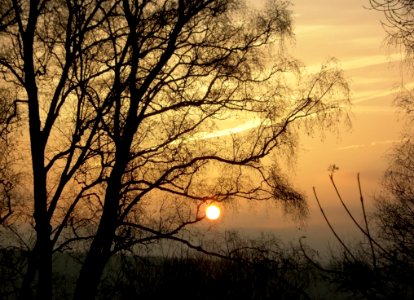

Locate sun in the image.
[206,204,221,220]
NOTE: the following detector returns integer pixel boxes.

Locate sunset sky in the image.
[215,0,412,252]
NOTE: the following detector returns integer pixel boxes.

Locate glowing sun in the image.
[206,204,221,220]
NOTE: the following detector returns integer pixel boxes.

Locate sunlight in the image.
[206,204,221,220]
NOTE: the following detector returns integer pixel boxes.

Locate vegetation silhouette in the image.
[309,170,413,300]
[303,2,414,299]
[0,87,18,225]
[2,0,414,299]
[0,0,350,299]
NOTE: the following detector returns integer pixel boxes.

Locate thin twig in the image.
[357,173,377,269]
[313,187,356,260]
[330,174,389,255]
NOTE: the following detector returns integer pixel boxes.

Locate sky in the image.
[213,0,412,252]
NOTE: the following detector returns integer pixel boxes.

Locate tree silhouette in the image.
[369,0,414,56]
[294,2,414,298]
[369,0,414,288]
[0,0,349,299]
[310,170,414,299]
[375,139,414,282]
[369,0,414,123]
[0,87,18,225]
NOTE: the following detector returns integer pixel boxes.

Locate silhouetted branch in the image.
[313,186,356,261]
[357,173,377,269]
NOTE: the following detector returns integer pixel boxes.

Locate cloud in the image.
[337,139,404,151]
[352,105,396,114]
[304,53,402,75]
[352,90,396,104]
[342,53,402,71]
[187,118,266,142]
[352,82,414,105]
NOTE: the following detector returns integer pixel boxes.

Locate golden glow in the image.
[206,204,221,220]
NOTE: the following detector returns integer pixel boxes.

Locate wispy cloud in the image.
[352,105,396,114]
[352,89,397,104]
[295,25,328,34]
[187,118,265,142]
[337,139,404,151]
[304,53,402,75]
[341,53,402,71]
[352,82,414,104]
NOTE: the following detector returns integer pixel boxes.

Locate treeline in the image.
[1,192,413,300]
[0,234,372,300]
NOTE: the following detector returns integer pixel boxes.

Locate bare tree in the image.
[369,0,414,119]
[375,139,414,277]
[0,88,18,225]
[0,0,350,299]
[369,0,414,56]
[0,81,23,300]
[368,0,414,281]
[309,169,414,299]
[299,3,414,298]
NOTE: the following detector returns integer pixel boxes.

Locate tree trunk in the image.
[34,208,52,300]
[73,160,127,300]
[21,1,53,298]
[73,208,116,300]
[73,248,108,300]
[22,90,53,300]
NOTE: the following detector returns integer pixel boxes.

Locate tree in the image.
[369,0,414,118]
[310,171,414,299]
[369,0,414,281]
[300,2,414,298]
[374,141,414,280]
[0,88,18,225]
[369,0,414,56]
[0,0,349,299]
[0,85,22,300]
